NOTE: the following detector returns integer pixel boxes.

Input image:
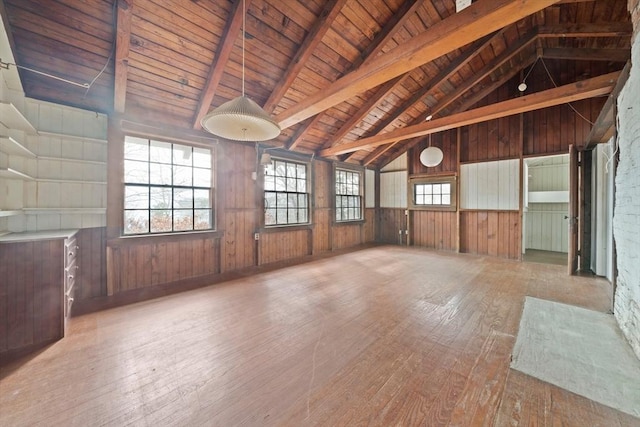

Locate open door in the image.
[568,144,579,274]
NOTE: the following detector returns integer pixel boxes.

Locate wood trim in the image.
[107,230,223,248]
[320,71,620,156]
[537,23,633,38]
[113,0,132,113]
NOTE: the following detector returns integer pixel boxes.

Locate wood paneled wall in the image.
[460,211,521,259]
[106,235,221,295]
[259,230,310,265]
[75,227,107,301]
[378,208,407,245]
[410,211,457,250]
[0,239,64,354]
[409,130,458,175]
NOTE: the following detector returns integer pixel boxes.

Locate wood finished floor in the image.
[1,245,638,426]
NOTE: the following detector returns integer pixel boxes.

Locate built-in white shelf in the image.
[0,167,35,180]
[38,131,107,144]
[0,102,38,134]
[22,208,106,215]
[0,135,37,157]
[0,210,22,218]
[37,156,106,166]
[528,190,569,203]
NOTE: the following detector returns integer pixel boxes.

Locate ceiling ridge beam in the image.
[286,0,422,151]
[191,0,248,129]
[262,0,348,114]
[541,47,630,62]
[320,70,620,157]
[275,0,560,130]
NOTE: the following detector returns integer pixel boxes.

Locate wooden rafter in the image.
[114,0,132,113]
[359,33,533,166]
[320,71,620,157]
[583,61,631,148]
[192,0,247,129]
[541,47,630,62]
[330,31,501,160]
[275,0,560,130]
[286,0,421,151]
[537,23,632,38]
[375,55,537,167]
[334,32,504,165]
[262,0,347,114]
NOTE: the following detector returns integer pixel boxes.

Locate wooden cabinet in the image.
[0,230,78,361]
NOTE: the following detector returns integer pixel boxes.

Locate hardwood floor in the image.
[1,245,637,426]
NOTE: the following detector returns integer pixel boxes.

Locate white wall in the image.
[460,159,519,210]
[614,4,640,360]
[592,141,616,278]
[380,153,407,208]
[365,168,375,208]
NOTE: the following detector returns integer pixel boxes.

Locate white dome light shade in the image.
[201,96,281,142]
[518,82,528,92]
[420,146,444,167]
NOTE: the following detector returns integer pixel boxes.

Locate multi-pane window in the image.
[415,182,451,206]
[123,136,214,235]
[264,159,309,226]
[335,169,362,221]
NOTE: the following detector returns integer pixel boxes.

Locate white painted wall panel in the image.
[460,159,519,210]
[380,170,407,208]
[365,168,375,208]
[381,152,406,172]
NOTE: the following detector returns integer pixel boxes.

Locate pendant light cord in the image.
[242,0,246,97]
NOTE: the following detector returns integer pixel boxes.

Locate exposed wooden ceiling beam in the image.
[538,23,632,38]
[287,0,421,151]
[275,0,560,130]
[320,71,620,157]
[541,47,630,62]
[363,35,534,167]
[286,115,322,150]
[584,61,631,148]
[327,31,500,158]
[376,55,537,167]
[262,0,347,114]
[192,0,247,129]
[113,0,132,113]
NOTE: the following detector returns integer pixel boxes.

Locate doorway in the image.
[522,154,569,265]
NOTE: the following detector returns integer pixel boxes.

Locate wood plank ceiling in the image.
[0,0,631,168]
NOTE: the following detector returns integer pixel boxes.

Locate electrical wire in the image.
[540,57,594,126]
[84,0,118,98]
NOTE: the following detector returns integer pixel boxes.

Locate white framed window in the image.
[123,136,214,235]
[335,168,362,221]
[264,158,309,226]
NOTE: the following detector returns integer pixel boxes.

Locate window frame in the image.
[408,175,457,211]
[334,165,364,223]
[122,135,216,236]
[262,155,312,228]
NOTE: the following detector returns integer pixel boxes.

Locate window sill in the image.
[259,224,313,233]
[108,229,223,247]
[333,219,365,226]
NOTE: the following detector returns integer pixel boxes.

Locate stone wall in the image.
[613,0,640,360]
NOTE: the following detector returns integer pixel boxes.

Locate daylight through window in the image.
[123,136,214,234]
[264,159,309,226]
[335,169,362,221]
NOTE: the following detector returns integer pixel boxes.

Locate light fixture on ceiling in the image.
[419,116,443,168]
[518,56,540,93]
[200,0,281,142]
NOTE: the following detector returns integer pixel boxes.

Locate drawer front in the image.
[65,236,78,268]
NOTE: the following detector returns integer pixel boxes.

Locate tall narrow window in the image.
[123,136,214,235]
[335,168,362,221]
[264,159,309,226]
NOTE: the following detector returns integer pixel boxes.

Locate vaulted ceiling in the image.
[0,0,632,168]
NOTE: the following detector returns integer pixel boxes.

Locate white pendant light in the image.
[420,146,443,167]
[419,117,443,167]
[200,0,281,141]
